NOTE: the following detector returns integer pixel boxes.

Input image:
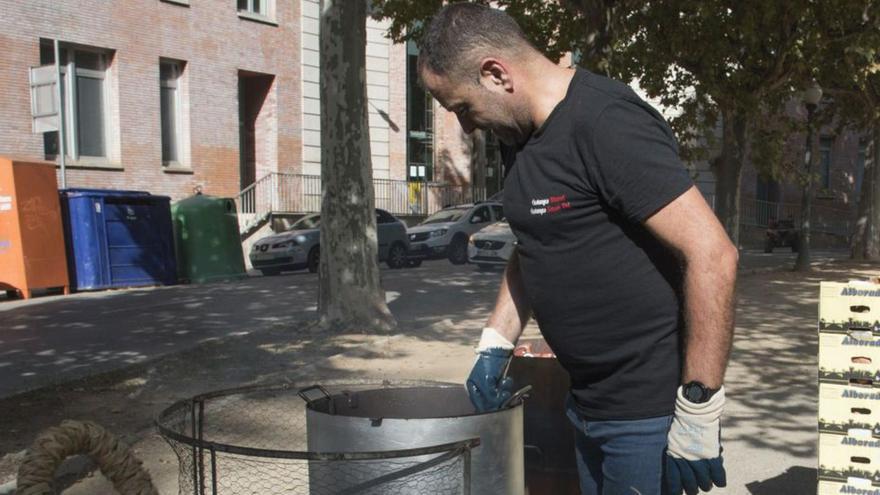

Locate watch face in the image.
[684,382,707,403]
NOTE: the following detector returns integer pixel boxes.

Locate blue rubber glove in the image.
[465,328,516,412]
[666,386,726,495]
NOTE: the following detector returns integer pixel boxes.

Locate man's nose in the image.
[456,115,476,134]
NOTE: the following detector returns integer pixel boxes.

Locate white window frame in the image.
[160,60,184,166]
[59,47,111,162]
[238,0,275,22]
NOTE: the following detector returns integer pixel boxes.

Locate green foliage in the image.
[751,115,801,183]
[370,0,447,44]
[614,1,822,180]
[812,0,880,129]
[370,0,641,73]
[372,0,879,199]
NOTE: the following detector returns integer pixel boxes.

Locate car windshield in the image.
[421,208,469,225]
[289,214,320,231]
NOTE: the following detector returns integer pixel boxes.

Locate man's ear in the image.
[479,58,513,93]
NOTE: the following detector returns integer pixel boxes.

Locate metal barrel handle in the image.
[523,444,547,470]
[297,385,331,405]
[501,385,532,409]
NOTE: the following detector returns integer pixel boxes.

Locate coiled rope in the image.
[16,420,157,495]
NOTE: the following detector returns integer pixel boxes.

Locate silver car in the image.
[468,221,516,270]
[407,201,504,265]
[249,209,410,275]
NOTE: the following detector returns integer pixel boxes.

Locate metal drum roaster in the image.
[303,383,526,495]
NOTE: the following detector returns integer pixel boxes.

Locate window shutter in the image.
[29,65,59,133]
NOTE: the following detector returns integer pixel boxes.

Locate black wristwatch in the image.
[682,381,720,404]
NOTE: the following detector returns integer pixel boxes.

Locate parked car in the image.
[765,218,800,253]
[249,209,410,275]
[468,220,516,270]
[407,201,505,265]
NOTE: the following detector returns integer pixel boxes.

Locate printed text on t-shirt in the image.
[530,194,571,216]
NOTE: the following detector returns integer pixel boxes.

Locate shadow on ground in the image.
[0,262,502,463]
[722,259,878,492]
[0,257,873,492]
[745,466,817,494]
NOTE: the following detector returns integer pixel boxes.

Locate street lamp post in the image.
[795,80,822,272]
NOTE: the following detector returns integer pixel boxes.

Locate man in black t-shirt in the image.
[419,4,738,495]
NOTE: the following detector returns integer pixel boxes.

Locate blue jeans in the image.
[565,396,673,495]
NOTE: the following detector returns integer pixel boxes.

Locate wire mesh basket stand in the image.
[156,381,480,495]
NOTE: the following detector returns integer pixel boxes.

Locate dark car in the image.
[765,218,800,253]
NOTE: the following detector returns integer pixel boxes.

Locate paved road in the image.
[0,248,850,398]
[0,273,310,397]
[0,260,505,398]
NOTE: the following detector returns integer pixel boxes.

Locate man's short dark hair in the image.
[418,3,534,81]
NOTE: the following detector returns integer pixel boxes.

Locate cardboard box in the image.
[819,478,880,495]
[819,383,880,437]
[820,333,880,386]
[818,433,880,488]
[820,282,880,332]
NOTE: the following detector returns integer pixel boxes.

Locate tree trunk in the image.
[795,106,817,272]
[851,124,880,260]
[712,109,747,246]
[317,0,396,333]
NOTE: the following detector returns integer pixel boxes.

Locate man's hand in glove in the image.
[666,385,726,495]
[466,327,515,412]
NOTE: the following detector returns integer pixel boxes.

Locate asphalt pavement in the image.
[0,248,849,399]
[0,246,873,494]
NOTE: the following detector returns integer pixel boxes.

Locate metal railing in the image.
[235,172,488,233]
[704,194,853,237]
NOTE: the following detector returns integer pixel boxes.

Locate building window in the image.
[238,0,272,17]
[160,60,184,165]
[819,137,833,190]
[40,42,112,162]
[406,40,433,181]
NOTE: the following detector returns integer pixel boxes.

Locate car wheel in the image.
[448,237,469,265]
[406,258,423,268]
[387,242,408,269]
[308,246,320,273]
[260,268,281,276]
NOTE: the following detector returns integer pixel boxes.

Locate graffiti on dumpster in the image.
[19,196,53,232]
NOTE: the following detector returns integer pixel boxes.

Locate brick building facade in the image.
[0,0,487,206]
[0,0,307,200]
[0,1,866,247]
[735,103,866,247]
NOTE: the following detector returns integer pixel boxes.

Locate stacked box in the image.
[819,281,880,494]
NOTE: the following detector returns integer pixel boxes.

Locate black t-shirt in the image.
[504,68,693,420]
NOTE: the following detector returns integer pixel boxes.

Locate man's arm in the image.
[643,186,738,388]
[465,248,532,412]
[484,248,532,344]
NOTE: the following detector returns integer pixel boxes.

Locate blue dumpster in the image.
[60,188,177,290]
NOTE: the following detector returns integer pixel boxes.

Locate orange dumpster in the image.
[0,157,69,299]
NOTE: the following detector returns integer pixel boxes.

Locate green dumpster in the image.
[172,194,246,284]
